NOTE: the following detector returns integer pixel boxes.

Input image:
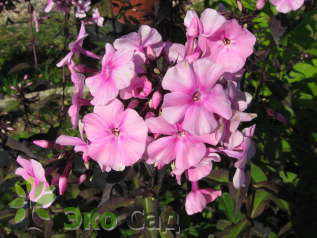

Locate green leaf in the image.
[251,163,267,183]
[279,171,298,184]
[69,184,80,199]
[221,219,250,238]
[14,208,26,223]
[37,193,55,207]
[218,193,244,224]
[35,208,50,221]
[271,196,290,214]
[9,197,25,209]
[216,219,232,231]
[15,183,26,197]
[251,190,271,218]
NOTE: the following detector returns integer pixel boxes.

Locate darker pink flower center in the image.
[223,38,231,45]
[192,91,201,101]
[112,128,120,136]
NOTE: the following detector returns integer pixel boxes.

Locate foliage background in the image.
[0,0,317,237]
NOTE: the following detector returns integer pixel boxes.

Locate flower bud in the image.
[149,91,162,110]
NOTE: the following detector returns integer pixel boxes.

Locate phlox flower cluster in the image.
[256,0,304,13]
[45,0,103,25]
[17,8,259,215]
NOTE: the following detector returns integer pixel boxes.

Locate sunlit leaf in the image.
[14,208,26,224]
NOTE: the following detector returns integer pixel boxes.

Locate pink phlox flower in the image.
[113,25,163,68]
[57,22,100,67]
[185,181,222,215]
[75,0,91,18]
[174,152,221,184]
[120,76,152,100]
[15,156,54,207]
[270,0,304,13]
[184,9,226,60]
[184,10,204,61]
[92,8,104,26]
[220,125,256,188]
[86,43,135,105]
[199,17,256,73]
[56,120,89,162]
[161,58,232,135]
[68,62,90,128]
[226,80,252,112]
[83,99,148,172]
[146,116,207,174]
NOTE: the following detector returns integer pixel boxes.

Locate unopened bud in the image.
[149,91,162,110]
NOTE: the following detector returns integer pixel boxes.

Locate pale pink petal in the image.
[139,25,162,48]
[120,137,146,166]
[233,168,246,188]
[175,138,206,172]
[256,0,266,9]
[162,61,195,92]
[16,156,32,174]
[56,135,85,146]
[30,159,46,183]
[86,74,118,105]
[227,130,244,149]
[147,136,176,168]
[205,84,232,120]
[113,32,140,50]
[88,137,117,171]
[146,116,177,135]
[15,168,30,181]
[163,42,185,63]
[183,105,218,135]
[200,8,226,37]
[184,10,199,28]
[192,58,223,89]
[56,52,72,67]
[187,160,212,182]
[119,109,148,144]
[161,92,191,124]
[93,99,124,124]
[185,190,207,215]
[83,113,111,141]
